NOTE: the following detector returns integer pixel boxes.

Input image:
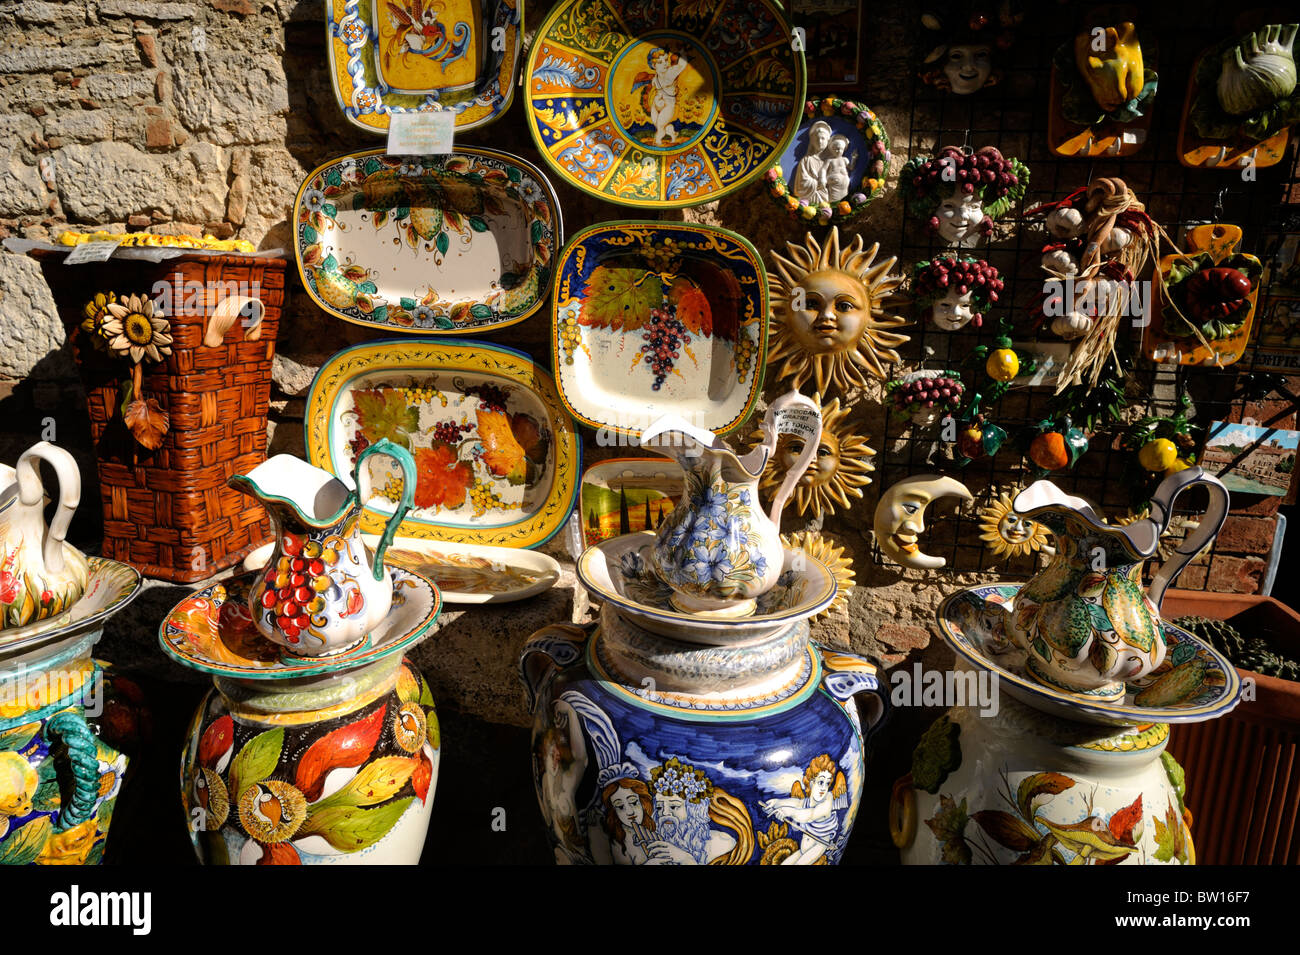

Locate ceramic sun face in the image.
[756,397,874,518]
[978,489,1051,559]
[767,227,908,395]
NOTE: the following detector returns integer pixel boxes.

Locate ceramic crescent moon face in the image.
[873,475,973,569]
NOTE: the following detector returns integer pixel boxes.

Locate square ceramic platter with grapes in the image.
[305,339,580,548]
[551,221,768,437]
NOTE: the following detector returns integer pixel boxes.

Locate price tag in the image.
[63,240,121,264]
[387,111,455,156]
[566,511,586,562]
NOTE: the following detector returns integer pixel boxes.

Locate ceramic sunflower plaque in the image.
[525,0,806,207]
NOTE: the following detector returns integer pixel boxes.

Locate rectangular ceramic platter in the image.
[554,222,766,436]
[327,0,520,133]
[579,457,683,546]
[306,341,579,547]
[296,149,560,334]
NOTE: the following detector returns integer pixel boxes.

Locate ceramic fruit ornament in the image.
[1121,394,1199,507]
[1023,416,1089,474]
[0,442,91,631]
[765,98,891,226]
[918,2,1023,95]
[888,370,964,427]
[966,323,1034,402]
[977,488,1052,560]
[1179,23,1299,169]
[912,254,1003,331]
[756,396,875,518]
[900,146,1028,247]
[1049,18,1158,158]
[766,227,908,395]
[229,440,417,655]
[954,394,1007,465]
[1143,224,1263,367]
[1004,467,1230,702]
[873,474,973,570]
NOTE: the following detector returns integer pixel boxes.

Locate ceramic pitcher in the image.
[229,440,416,656]
[1005,467,1229,701]
[0,442,90,631]
[639,391,821,616]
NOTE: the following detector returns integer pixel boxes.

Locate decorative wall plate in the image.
[525,0,805,207]
[939,584,1243,726]
[244,535,561,604]
[305,340,580,548]
[326,0,521,134]
[0,557,141,655]
[553,222,767,436]
[159,567,440,680]
[765,98,890,225]
[577,532,836,643]
[294,148,560,334]
[578,457,683,547]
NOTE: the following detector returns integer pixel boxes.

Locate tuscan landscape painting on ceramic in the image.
[1201,422,1298,496]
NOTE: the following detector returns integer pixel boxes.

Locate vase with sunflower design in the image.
[180,655,440,865]
[0,629,130,865]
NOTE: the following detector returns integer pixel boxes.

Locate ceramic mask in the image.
[930,287,977,331]
[944,44,993,94]
[0,442,91,631]
[1005,467,1229,701]
[229,440,417,656]
[936,192,987,245]
[873,475,973,570]
[641,391,821,616]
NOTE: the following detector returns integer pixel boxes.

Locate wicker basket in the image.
[46,252,285,582]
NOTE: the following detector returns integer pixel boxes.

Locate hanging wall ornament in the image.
[977,488,1052,560]
[912,254,1003,331]
[1179,23,1299,170]
[765,98,891,226]
[900,146,1028,247]
[782,530,855,618]
[1022,415,1089,474]
[888,369,964,427]
[954,393,1007,465]
[766,227,909,395]
[756,396,875,518]
[964,321,1034,403]
[1120,394,1200,506]
[874,474,973,570]
[1049,18,1157,158]
[918,2,1023,95]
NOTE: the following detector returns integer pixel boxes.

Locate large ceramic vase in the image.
[890,672,1195,866]
[0,630,129,865]
[180,655,440,865]
[520,608,888,865]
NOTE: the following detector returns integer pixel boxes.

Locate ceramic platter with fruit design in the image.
[553,222,767,436]
[327,0,521,134]
[939,584,1243,726]
[579,457,684,547]
[305,340,580,547]
[525,0,805,207]
[159,567,440,680]
[294,148,561,334]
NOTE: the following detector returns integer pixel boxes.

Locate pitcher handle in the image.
[43,711,104,832]
[519,624,591,714]
[818,648,890,733]
[353,438,417,580]
[1147,466,1230,610]
[746,391,822,525]
[15,442,80,576]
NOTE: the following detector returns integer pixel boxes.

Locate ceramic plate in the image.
[577,531,835,642]
[294,148,561,334]
[525,0,805,207]
[326,0,521,134]
[579,457,683,547]
[938,584,1243,726]
[305,339,580,548]
[243,535,560,604]
[159,567,440,679]
[0,557,141,654]
[553,222,767,436]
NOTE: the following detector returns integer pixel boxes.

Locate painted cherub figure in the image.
[634,47,691,146]
[759,754,849,864]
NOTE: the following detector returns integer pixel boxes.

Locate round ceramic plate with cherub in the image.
[938,584,1242,726]
[525,0,805,207]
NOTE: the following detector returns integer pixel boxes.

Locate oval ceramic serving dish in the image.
[938,584,1243,726]
[578,456,683,547]
[553,221,767,436]
[326,0,521,134]
[294,148,561,334]
[525,0,805,207]
[305,339,580,548]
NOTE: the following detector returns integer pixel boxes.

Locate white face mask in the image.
[929,287,976,330]
[943,44,992,94]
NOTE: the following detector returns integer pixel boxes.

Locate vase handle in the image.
[353,439,417,580]
[1147,466,1230,610]
[818,647,890,732]
[519,624,592,714]
[15,441,80,576]
[43,711,106,832]
[888,774,918,849]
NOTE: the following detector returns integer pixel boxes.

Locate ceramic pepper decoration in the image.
[79,291,173,450]
[1049,19,1158,157]
[900,146,1028,247]
[918,1,1023,95]
[912,254,1003,331]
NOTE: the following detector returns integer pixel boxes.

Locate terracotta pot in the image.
[1161,589,1300,865]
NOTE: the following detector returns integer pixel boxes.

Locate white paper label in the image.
[63,240,121,263]
[387,111,455,156]
[566,510,586,562]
